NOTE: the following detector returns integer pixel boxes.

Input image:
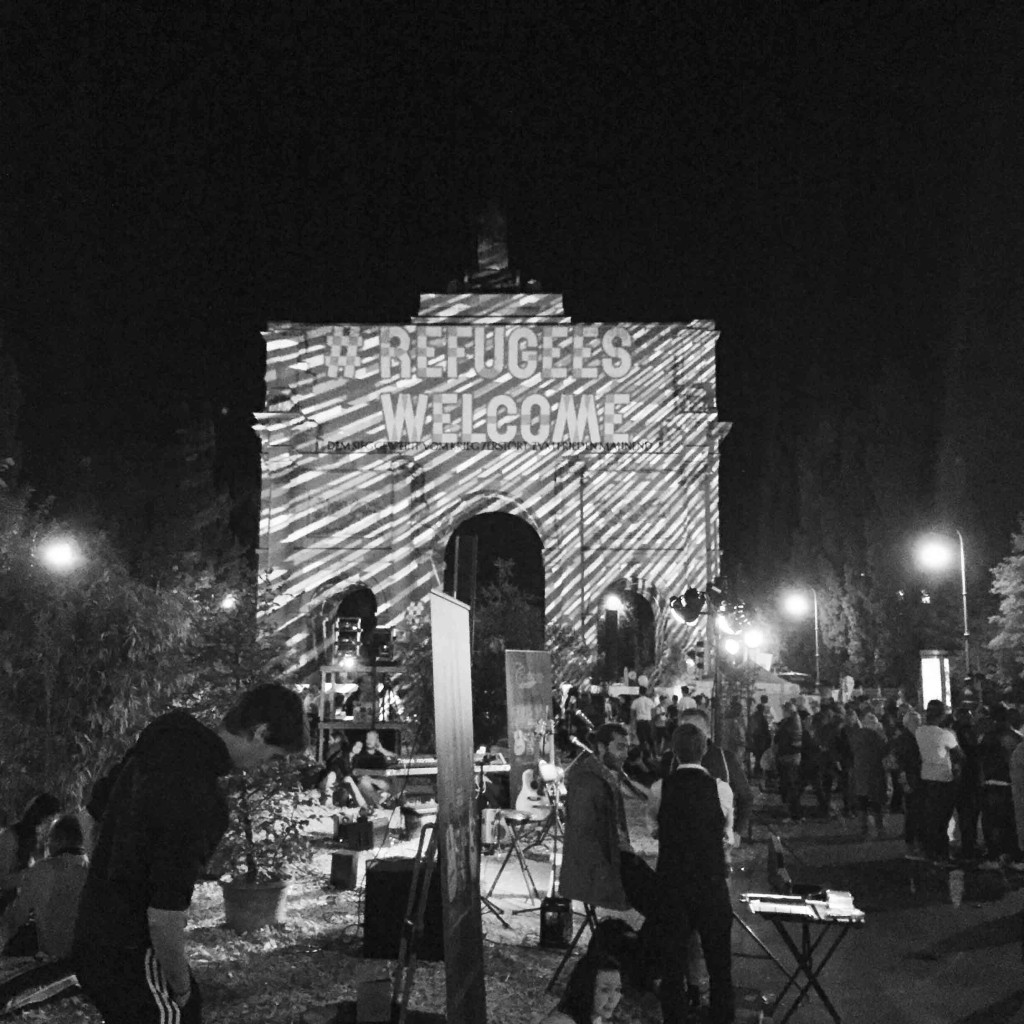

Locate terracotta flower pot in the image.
[220,878,290,932]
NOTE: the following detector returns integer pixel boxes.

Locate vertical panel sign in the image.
[504,649,554,808]
[430,590,487,1024]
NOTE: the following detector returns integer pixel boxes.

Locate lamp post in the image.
[36,534,85,786]
[917,530,971,683]
[783,588,820,687]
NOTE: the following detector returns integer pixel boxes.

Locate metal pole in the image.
[811,587,821,688]
[956,529,972,684]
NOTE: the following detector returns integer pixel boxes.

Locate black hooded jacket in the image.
[74,710,232,949]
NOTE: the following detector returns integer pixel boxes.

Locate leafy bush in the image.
[216,758,324,885]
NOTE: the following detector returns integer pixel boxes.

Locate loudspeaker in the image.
[362,858,444,961]
[330,850,363,890]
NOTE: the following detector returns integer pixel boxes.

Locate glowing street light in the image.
[220,593,239,611]
[604,593,624,613]
[915,530,971,679]
[722,637,741,657]
[37,536,84,574]
[782,587,820,687]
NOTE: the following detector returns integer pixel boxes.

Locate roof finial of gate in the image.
[477,199,508,275]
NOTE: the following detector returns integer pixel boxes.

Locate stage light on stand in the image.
[669,587,706,624]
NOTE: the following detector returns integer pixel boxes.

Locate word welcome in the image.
[379,391,631,444]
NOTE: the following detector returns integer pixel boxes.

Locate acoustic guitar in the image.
[515,763,566,817]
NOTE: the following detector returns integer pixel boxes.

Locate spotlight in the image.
[669,587,706,623]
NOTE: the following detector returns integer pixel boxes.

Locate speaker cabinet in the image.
[362,858,444,961]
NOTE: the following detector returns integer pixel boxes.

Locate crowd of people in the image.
[551,683,1024,1024]
[742,691,1024,868]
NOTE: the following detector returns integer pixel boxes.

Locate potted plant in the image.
[215,757,324,932]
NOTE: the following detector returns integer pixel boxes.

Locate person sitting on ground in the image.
[351,730,398,808]
[0,815,90,1014]
[316,735,368,808]
[0,794,61,914]
[537,953,623,1024]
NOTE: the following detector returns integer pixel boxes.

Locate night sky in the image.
[4,3,1023,607]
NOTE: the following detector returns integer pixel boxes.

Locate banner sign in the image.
[504,649,554,808]
[430,590,487,1024]
[266,311,717,452]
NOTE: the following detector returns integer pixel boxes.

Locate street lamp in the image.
[782,587,820,687]
[916,530,971,680]
[37,536,84,574]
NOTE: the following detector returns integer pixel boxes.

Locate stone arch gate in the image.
[255,291,731,687]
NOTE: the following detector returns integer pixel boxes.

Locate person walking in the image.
[915,700,962,863]
[747,698,772,780]
[774,702,804,821]
[952,705,983,863]
[977,703,1023,869]
[893,710,925,858]
[630,687,657,759]
[849,711,888,837]
[73,684,307,1024]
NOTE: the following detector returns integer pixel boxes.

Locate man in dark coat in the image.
[560,723,657,915]
[656,724,735,1024]
[747,697,772,778]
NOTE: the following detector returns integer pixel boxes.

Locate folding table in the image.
[739,894,865,1024]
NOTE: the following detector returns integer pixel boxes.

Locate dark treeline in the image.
[3,2,1023,679]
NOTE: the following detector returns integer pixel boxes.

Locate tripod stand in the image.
[476,761,512,928]
[513,759,570,917]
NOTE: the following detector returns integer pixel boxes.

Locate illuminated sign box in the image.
[919,649,951,707]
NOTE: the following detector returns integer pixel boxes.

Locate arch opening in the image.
[443,512,545,745]
[597,586,656,683]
